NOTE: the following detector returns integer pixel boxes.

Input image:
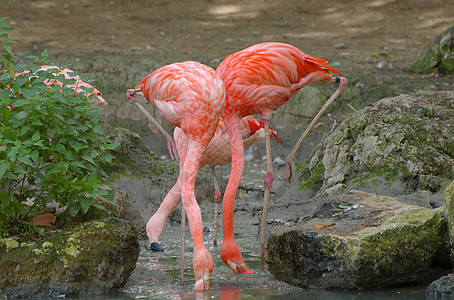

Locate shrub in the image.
[0,18,118,236]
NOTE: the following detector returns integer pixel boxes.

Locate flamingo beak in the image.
[194,268,210,290]
[227,260,253,274]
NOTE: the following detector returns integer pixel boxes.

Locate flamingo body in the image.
[216,42,346,271]
[132,61,226,290]
[217,42,341,119]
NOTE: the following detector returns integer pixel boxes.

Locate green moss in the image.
[346,113,368,136]
[299,163,325,190]
[407,26,454,74]
[0,238,19,252]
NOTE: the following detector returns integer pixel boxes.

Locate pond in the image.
[68,223,431,300]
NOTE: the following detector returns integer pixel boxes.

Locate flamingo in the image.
[127,61,226,290]
[145,115,280,252]
[216,42,348,271]
[15,65,107,106]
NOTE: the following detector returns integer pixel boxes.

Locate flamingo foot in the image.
[149,241,164,252]
[194,269,211,290]
[284,153,297,183]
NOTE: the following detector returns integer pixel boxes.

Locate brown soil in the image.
[4,0,454,73]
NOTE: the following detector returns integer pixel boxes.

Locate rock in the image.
[0,218,139,298]
[408,26,454,74]
[443,180,454,264]
[273,86,328,126]
[296,91,454,203]
[427,273,454,298]
[266,191,445,290]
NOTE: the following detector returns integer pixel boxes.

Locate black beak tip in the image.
[149,241,165,252]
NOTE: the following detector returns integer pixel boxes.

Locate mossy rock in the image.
[266,191,445,290]
[442,180,454,264]
[0,218,139,298]
[407,26,454,74]
[297,91,454,197]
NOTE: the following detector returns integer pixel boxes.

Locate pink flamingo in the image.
[145,115,280,252]
[216,42,348,270]
[127,61,226,290]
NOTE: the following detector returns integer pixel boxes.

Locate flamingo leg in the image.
[260,118,274,270]
[146,179,182,251]
[180,203,185,283]
[181,140,213,290]
[211,166,221,246]
[285,77,348,182]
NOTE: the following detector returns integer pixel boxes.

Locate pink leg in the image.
[260,118,273,269]
[211,166,221,246]
[146,179,181,250]
[285,76,348,182]
[180,140,213,290]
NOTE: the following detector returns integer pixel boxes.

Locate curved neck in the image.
[221,113,244,240]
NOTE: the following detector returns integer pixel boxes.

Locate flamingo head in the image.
[225,259,252,274]
[193,248,214,290]
[220,241,253,274]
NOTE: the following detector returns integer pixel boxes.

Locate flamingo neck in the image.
[221,113,244,240]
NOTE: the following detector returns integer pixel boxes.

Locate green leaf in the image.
[67,201,80,217]
[11,197,26,213]
[55,143,66,154]
[31,119,43,126]
[87,172,97,185]
[98,188,117,206]
[1,191,11,206]
[79,197,93,214]
[10,99,30,108]
[3,206,13,217]
[41,49,48,59]
[68,138,82,152]
[64,150,74,161]
[0,161,10,179]
[31,130,40,142]
[17,155,33,166]
[30,150,39,163]
[20,125,31,136]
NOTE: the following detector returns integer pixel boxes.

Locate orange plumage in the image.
[216,42,346,272]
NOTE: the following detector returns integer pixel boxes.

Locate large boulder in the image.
[266,191,445,290]
[407,26,454,74]
[0,218,139,298]
[296,91,454,201]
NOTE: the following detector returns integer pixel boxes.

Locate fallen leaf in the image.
[33,213,56,227]
[315,224,335,229]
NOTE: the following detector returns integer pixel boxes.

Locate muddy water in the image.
[81,230,427,300]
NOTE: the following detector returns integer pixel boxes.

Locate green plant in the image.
[0,18,118,235]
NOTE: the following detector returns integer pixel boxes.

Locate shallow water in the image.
[75,222,432,300]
